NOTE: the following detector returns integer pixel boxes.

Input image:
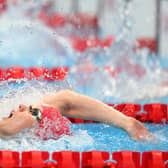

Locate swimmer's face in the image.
[10,104,29,114]
[10,104,42,116]
[7,104,30,118]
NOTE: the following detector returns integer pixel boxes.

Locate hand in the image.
[125,117,152,141]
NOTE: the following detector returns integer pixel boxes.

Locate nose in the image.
[19,104,27,111]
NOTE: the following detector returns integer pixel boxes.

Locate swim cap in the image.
[34,105,72,140]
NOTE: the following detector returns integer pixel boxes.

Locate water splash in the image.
[0,4,75,67]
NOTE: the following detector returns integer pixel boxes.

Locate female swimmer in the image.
[0,90,150,141]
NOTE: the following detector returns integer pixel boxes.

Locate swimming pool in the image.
[0,2,168,167]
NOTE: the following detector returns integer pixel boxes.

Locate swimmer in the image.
[0,90,151,141]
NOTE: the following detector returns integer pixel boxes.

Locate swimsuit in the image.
[34,105,72,140]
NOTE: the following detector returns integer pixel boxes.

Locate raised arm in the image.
[42,90,151,141]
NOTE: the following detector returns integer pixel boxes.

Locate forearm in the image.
[64,91,129,129]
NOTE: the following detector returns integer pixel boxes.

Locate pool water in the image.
[73,123,168,152]
[0,122,167,153]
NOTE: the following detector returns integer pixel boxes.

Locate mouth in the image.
[8,111,14,118]
[8,109,17,118]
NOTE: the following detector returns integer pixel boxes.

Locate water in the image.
[0,122,168,152]
[0,1,168,153]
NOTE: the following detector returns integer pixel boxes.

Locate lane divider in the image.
[22,151,49,168]
[52,151,80,168]
[143,104,168,123]
[113,151,140,168]
[0,65,145,82]
[82,151,111,168]
[0,150,19,168]
[142,151,168,168]
[0,66,69,81]
[0,150,168,168]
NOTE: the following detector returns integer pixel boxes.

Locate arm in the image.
[43,90,151,141]
[0,112,37,137]
[43,90,128,128]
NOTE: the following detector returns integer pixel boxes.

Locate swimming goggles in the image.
[29,106,42,122]
[8,106,42,122]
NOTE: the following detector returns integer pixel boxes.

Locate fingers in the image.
[126,117,153,142]
[136,128,153,142]
[133,123,152,141]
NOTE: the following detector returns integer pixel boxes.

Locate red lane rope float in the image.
[0,150,20,168]
[44,161,57,168]
[136,111,148,123]
[113,151,140,168]
[0,66,69,81]
[26,67,45,80]
[142,151,168,168]
[114,104,141,118]
[22,151,49,168]
[5,66,25,80]
[0,67,4,81]
[51,67,69,80]
[82,151,111,168]
[0,150,167,168]
[143,103,168,123]
[52,151,80,168]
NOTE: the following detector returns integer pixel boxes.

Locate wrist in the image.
[121,116,132,130]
